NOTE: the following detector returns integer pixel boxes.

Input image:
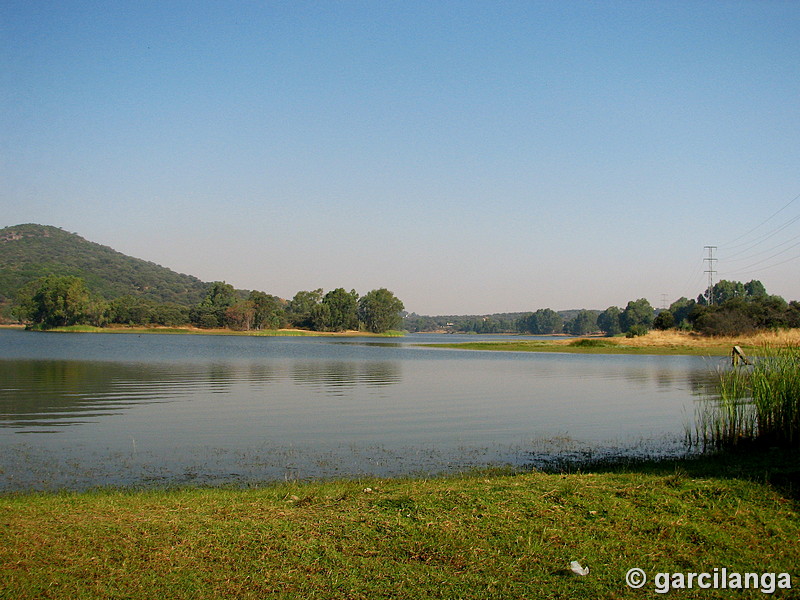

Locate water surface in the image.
[0,329,719,490]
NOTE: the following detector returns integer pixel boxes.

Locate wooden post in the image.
[732,346,751,366]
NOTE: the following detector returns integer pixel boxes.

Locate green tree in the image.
[249,291,285,330]
[788,301,800,328]
[358,288,404,333]
[653,310,675,330]
[317,288,359,332]
[310,302,332,332]
[190,305,221,329]
[14,275,98,329]
[192,281,238,328]
[11,279,41,324]
[520,308,563,334]
[287,289,323,329]
[620,298,654,333]
[748,295,789,329]
[687,279,793,335]
[668,297,695,330]
[202,281,237,309]
[691,300,756,335]
[699,280,745,306]
[597,306,622,336]
[109,295,154,325]
[565,310,598,335]
[150,303,190,327]
[744,279,767,300]
[225,300,256,331]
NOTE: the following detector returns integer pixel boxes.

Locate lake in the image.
[0,329,720,490]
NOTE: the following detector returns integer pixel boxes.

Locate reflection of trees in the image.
[290,361,401,395]
[0,358,403,428]
[0,360,281,428]
[687,369,725,398]
[616,360,720,396]
[0,360,196,427]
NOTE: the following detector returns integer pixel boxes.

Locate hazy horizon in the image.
[3,2,799,315]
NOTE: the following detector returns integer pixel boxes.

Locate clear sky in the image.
[2,1,799,315]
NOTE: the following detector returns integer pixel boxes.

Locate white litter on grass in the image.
[570,561,589,576]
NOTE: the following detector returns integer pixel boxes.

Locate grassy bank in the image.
[1,450,797,599]
[425,329,800,356]
[12,324,405,337]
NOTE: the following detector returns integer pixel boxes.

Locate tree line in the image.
[404,279,800,337]
[661,280,800,336]
[12,274,799,337]
[12,276,405,334]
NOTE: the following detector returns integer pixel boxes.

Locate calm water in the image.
[0,329,719,490]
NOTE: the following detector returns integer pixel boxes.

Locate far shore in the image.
[4,325,800,355]
[0,323,404,337]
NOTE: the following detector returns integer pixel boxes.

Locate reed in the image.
[568,338,615,348]
[694,345,800,449]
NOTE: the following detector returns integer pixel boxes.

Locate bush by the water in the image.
[568,338,614,348]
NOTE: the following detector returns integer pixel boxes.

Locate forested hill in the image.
[0,224,208,306]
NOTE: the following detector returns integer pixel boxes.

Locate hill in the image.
[0,224,209,309]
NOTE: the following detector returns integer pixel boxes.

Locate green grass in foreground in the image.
[423,339,730,356]
[1,450,797,599]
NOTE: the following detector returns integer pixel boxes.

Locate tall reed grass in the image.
[693,346,800,449]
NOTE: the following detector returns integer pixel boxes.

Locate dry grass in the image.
[559,329,800,350]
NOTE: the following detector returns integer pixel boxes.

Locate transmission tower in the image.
[704,245,718,304]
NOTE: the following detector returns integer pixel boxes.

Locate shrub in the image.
[626,324,648,338]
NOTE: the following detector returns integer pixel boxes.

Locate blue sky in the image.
[2,1,799,315]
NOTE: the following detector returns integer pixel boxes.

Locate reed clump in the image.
[568,338,615,348]
[695,345,800,449]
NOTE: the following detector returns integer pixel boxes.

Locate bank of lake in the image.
[1,447,797,599]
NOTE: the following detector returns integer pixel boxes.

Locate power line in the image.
[724,233,800,264]
[680,250,707,299]
[727,254,800,277]
[722,212,800,261]
[726,237,800,273]
[715,189,800,283]
[721,191,800,249]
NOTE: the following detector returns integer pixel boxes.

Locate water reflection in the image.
[0,358,404,429]
[0,360,197,428]
[291,361,401,395]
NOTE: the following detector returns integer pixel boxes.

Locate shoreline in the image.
[5,324,800,353]
[0,324,404,337]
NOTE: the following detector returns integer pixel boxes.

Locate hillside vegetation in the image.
[0,224,208,308]
[2,225,406,333]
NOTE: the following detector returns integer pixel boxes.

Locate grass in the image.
[425,339,723,356]
[425,329,800,356]
[1,450,797,599]
[693,346,800,450]
[568,338,616,348]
